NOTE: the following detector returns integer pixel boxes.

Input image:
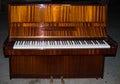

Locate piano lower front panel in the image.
[10,55,104,78]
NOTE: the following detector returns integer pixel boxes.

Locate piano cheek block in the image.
[3,2,118,79]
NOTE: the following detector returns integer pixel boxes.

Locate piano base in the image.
[9,55,104,79]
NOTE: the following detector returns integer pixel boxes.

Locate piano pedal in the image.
[29,79,41,84]
[61,76,65,84]
[50,76,53,84]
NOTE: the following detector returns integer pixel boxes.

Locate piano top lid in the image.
[8,0,109,5]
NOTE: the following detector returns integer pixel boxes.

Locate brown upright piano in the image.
[3,0,118,79]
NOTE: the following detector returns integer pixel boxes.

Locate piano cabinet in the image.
[3,37,117,79]
[10,55,104,78]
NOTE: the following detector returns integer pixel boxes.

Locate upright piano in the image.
[3,0,118,79]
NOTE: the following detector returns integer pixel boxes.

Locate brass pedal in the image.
[61,76,65,84]
[50,76,53,84]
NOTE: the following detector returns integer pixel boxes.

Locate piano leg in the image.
[9,55,104,79]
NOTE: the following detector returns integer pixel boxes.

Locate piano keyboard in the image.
[13,40,110,49]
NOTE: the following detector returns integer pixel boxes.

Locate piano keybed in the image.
[13,40,110,49]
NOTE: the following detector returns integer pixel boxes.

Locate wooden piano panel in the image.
[9,5,107,23]
[9,25,107,37]
[9,4,107,38]
[10,55,104,78]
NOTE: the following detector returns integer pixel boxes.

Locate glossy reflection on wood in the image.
[9,4,107,38]
[9,5,106,22]
[10,55,104,78]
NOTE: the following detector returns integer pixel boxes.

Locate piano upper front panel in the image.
[10,5,107,22]
[8,4,107,38]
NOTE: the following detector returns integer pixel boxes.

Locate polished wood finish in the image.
[3,2,118,79]
[8,4,107,38]
[10,55,104,78]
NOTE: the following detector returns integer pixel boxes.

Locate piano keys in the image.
[3,0,118,79]
[13,40,110,49]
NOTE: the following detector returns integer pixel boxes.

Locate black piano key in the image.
[93,40,98,44]
[86,40,89,44]
[67,41,69,45]
[76,41,79,45]
[74,41,77,45]
[63,41,65,45]
[57,41,59,45]
[77,41,81,45]
[59,41,61,45]
[62,41,64,45]
[71,41,74,45]
[31,41,33,45]
[27,41,29,45]
[52,41,54,45]
[14,41,18,45]
[76,41,79,44]
[86,40,93,45]
[69,41,72,45]
[98,40,105,44]
[64,41,66,45]
[18,41,21,45]
[65,41,68,45]
[33,41,35,45]
[81,40,85,45]
[49,41,51,45]
[56,41,58,45]
[78,41,82,45]
[37,41,39,45]
[46,41,48,45]
[19,41,20,45]
[24,41,27,45]
[90,40,93,45]
[55,41,57,45]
